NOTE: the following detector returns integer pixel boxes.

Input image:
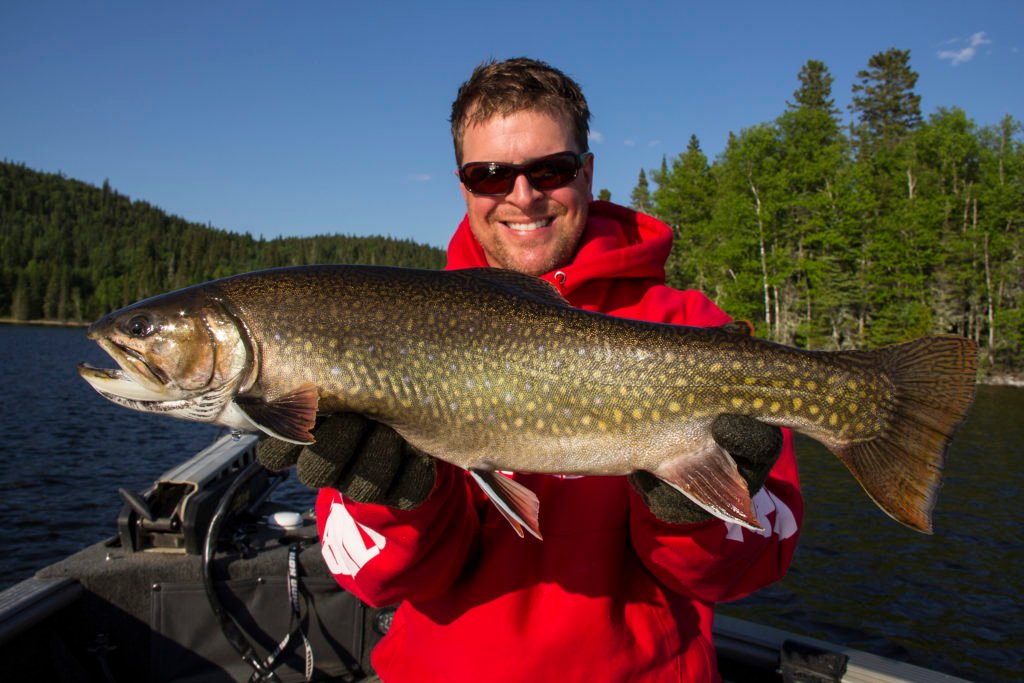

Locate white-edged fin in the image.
[653,442,762,531]
[470,470,543,540]
[233,383,319,445]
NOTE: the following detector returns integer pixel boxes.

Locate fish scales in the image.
[221,267,895,472]
[79,264,978,535]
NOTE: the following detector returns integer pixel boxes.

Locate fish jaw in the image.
[78,360,247,425]
[80,337,189,400]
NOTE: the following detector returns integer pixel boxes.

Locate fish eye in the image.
[126,315,155,338]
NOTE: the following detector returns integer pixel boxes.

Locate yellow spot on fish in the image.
[304,341,313,352]
[613,409,624,423]
[793,378,801,388]
[752,398,764,409]
[669,401,681,413]
[597,421,608,432]
[652,410,661,421]
[829,413,839,426]
[745,377,757,385]
[731,361,742,370]
[709,363,722,372]
[526,401,536,411]
[731,398,744,409]
[632,408,643,420]
[848,403,859,414]
[581,415,593,427]
[806,381,818,391]
[514,418,524,428]
[536,419,545,430]
[687,394,696,405]
[809,405,820,415]
[770,401,781,412]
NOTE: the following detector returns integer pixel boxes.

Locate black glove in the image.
[630,414,783,525]
[257,413,436,510]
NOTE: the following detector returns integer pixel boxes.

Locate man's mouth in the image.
[500,217,554,232]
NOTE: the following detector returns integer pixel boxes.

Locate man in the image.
[259,57,802,682]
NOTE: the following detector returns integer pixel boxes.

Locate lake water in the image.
[0,324,1020,682]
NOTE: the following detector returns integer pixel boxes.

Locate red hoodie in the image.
[316,201,802,682]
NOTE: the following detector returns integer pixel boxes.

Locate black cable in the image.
[202,460,282,683]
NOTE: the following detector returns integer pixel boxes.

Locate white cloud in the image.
[647,139,661,148]
[938,31,992,66]
[408,173,432,182]
[624,138,636,147]
[589,130,605,144]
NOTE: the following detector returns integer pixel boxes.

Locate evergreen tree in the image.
[651,136,715,291]
[850,47,922,157]
[787,59,839,116]
[778,60,854,347]
[630,169,652,214]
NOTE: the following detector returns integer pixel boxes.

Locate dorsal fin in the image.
[453,268,572,308]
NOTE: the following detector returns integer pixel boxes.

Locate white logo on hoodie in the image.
[321,500,387,577]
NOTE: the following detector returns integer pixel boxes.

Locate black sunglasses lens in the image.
[463,164,516,195]
[461,153,582,195]
[526,156,579,190]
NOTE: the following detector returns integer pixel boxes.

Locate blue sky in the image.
[2,1,1021,249]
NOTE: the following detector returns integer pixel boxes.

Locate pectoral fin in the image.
[653,442,762,530]
[470,469,543,540]
[234,383,319,444]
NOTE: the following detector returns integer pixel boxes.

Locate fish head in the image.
[78,287,253,418]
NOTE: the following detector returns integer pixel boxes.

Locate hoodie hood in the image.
[446,201,675,313]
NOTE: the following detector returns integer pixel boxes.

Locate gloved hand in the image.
[630,414,783,525]
[257,413,436,510]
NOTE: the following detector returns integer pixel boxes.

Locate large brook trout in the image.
[79,265,978,539]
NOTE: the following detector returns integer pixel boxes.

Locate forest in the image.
[0,161,446,323]
[628,49,1022,377]
[1,48,1021,377]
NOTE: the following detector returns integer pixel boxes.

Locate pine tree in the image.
[630,169,652,213]
[850,48,922,157]
[651,136,715,291]
[787,59,839,116]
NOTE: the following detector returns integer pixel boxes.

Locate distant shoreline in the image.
[0,318,88,328]
[3,317,1020,387]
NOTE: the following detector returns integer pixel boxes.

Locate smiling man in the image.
[456,110,593,276]
[263,57,804,682]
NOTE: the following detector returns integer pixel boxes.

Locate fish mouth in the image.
[78,339,181,401]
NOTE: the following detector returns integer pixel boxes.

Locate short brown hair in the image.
[450,57,591,165]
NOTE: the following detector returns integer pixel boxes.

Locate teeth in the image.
[503,218,551,231]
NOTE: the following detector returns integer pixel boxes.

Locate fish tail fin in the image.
[835,336,977,533]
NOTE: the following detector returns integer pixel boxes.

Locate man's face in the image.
[458,109,594,277]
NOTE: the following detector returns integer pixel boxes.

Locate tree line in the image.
[629,49,1022,376]
[0,160,446,323]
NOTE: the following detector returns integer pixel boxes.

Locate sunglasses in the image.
[459,151,592,196]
